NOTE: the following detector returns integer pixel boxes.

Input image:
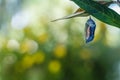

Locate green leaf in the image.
[71,0,120,28]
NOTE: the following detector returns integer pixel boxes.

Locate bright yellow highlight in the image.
[33,52,45,64]
[38,33,48,43]
[54,44,67,58]
[20,41,32,53]
[48,60,61,74]
[80,49,91,60]
[21,51,45,70]
[22,55,34,69]
[20,43,29,53]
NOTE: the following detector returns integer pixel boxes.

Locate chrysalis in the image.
[85,17,96,43]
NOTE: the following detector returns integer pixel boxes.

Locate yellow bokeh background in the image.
[0,0,120,80]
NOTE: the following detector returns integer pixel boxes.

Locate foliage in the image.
[71,0,120,28]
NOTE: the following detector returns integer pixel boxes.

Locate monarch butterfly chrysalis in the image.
[85,17,96,43]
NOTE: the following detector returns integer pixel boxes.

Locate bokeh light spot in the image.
[20,40,38,54]
[48,60,61,74]
[38,33,48,43]
[11,11,31,29]
[7,39,20,51]
[54,44,67,58]
[21,55,34,69]
[33,52,45,64]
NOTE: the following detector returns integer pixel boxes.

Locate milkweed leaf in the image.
[51,9,89,22]
[52,0,117,22]
[71,0,120,28]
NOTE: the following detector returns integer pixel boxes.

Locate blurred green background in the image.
[0,0,120,80]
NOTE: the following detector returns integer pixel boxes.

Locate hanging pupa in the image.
[85,17,96,43]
